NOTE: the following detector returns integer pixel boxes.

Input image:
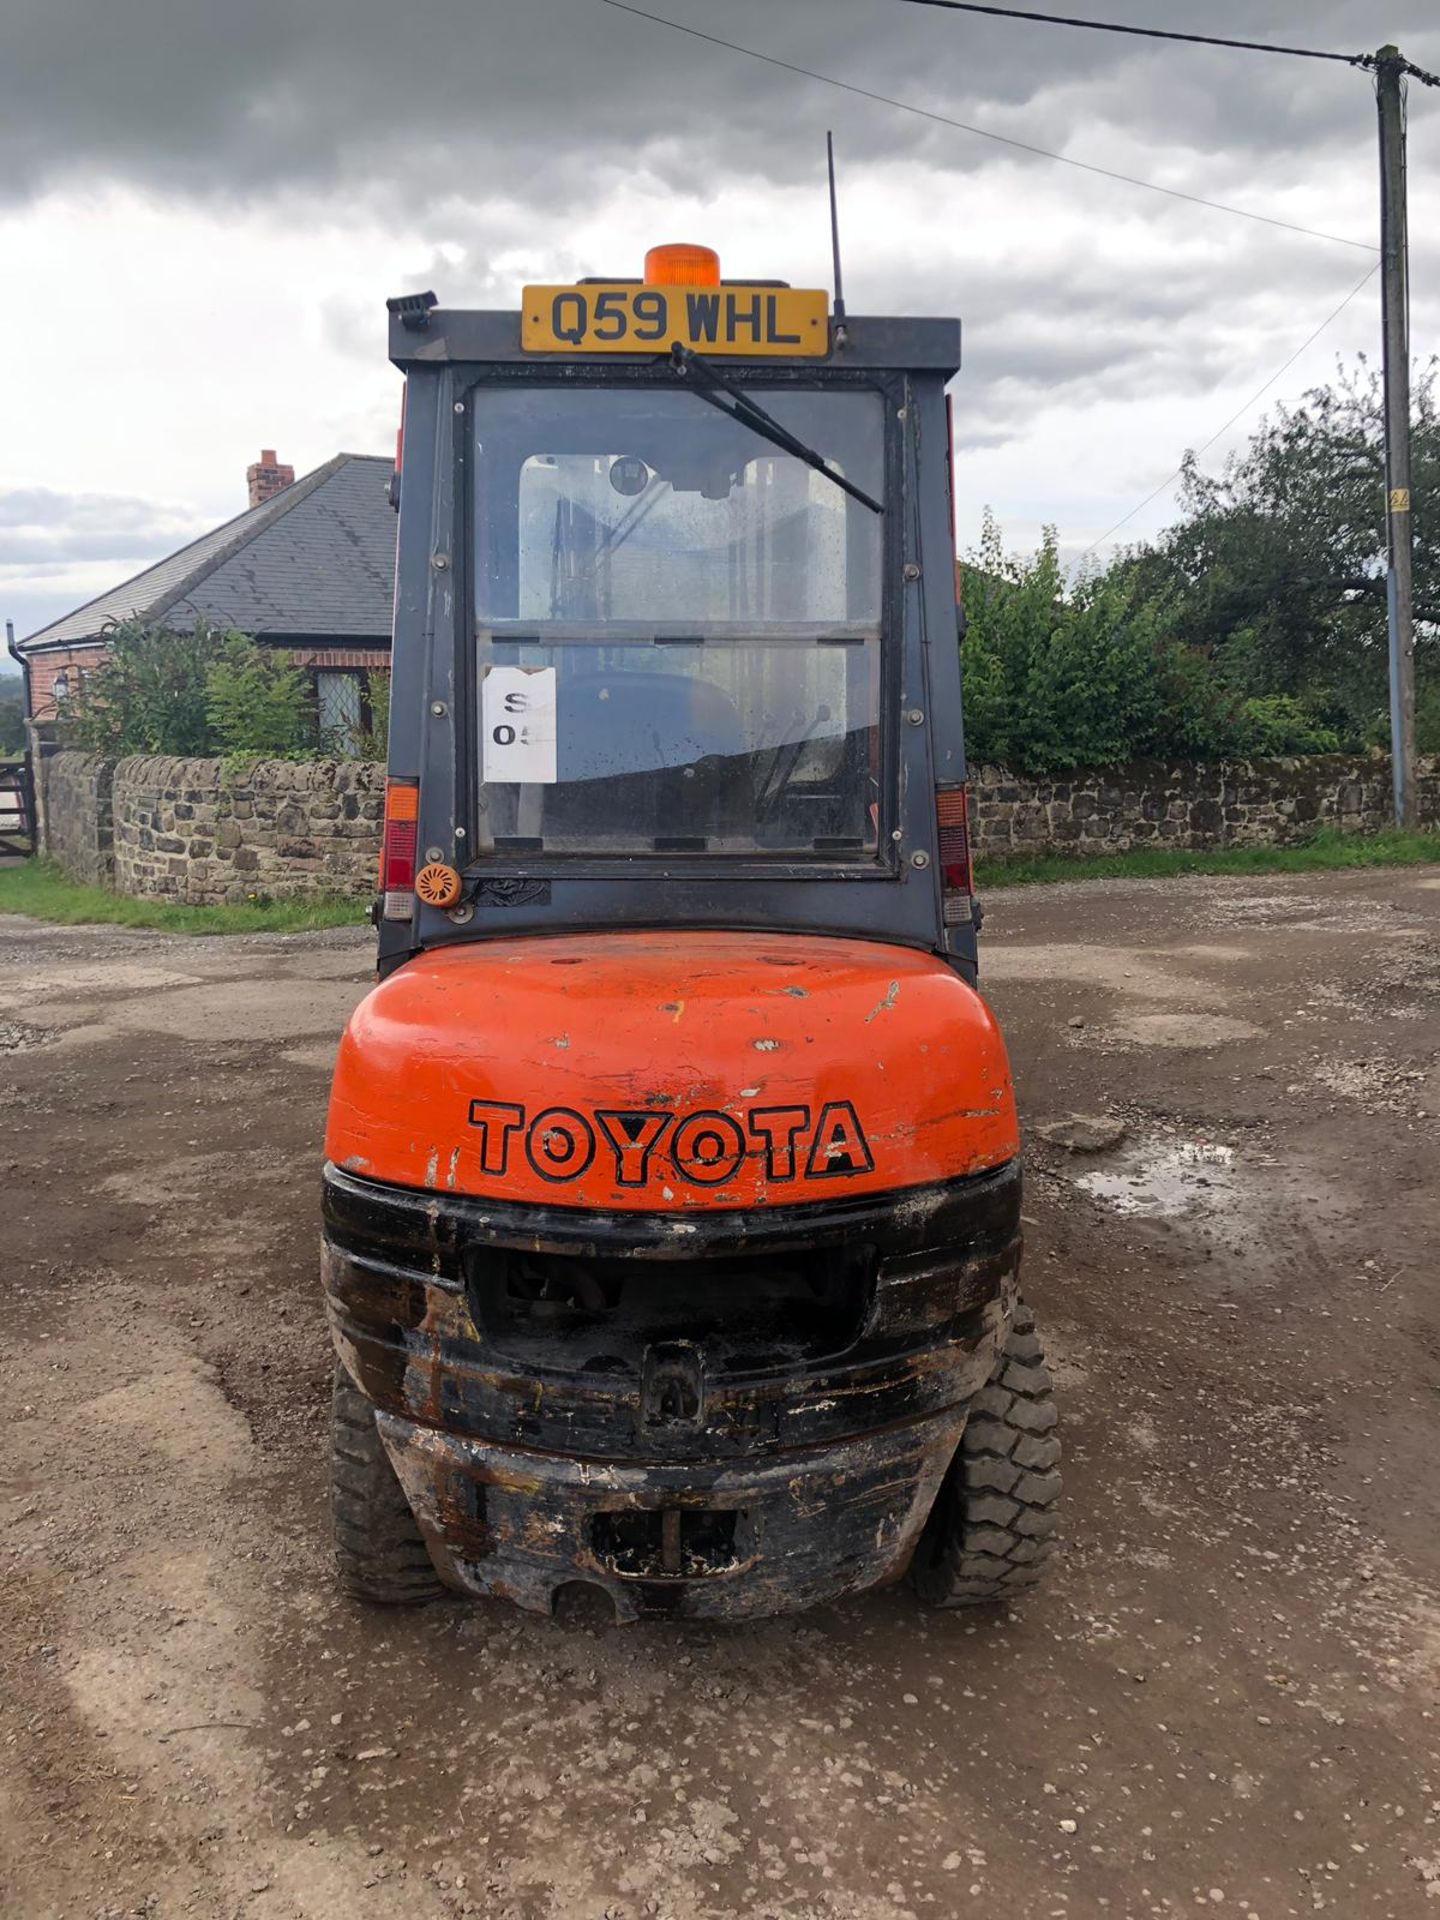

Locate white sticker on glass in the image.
[482,666,558,784]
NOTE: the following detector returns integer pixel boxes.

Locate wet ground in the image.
[2,866,1439,1919]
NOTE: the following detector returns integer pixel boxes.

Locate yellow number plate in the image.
[521,283,830,357]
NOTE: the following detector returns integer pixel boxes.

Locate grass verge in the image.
[0,860,367,934]
[3,826,1436,928]
[978,826,1440,889]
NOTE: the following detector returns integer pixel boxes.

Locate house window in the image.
[315,669,366,752]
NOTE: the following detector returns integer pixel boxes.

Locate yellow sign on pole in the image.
[522,284,830,357]
[1389,487,1411,513]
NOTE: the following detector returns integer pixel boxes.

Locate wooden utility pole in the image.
[1376,45,1417,827]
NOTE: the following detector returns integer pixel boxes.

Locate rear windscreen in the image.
[471,384,886,859]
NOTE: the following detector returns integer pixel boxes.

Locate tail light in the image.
[936,785,973,925]
[379,778,420,921]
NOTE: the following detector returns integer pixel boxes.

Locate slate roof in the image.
[19,454,396,653]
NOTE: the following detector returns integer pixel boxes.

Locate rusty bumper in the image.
[321,1160,1021,1621]
[376,1405,971,1620]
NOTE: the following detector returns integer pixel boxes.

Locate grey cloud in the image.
[6,0,1437,598]
[404,195,1386,460]
[2,0,1436,216]
[0,561,90,581]
[0,485,203,566]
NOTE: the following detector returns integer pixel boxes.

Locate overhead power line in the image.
[600,0,1376,252]
[1083,260,1381,555]
[896,1,1366,68]
[897,0,1440,87]
[603,0,1427,821]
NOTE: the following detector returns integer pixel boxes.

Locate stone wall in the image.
[107,756,386,905]
[37,748,114,885]
[36,748,1439,903]
[969,753,1439,856]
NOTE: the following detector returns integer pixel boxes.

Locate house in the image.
[14,449,396,734]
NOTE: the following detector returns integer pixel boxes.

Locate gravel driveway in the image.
[3,866,1439,1918]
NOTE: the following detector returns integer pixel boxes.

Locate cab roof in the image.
[388,306,961,377]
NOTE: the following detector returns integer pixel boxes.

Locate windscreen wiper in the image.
[669,343,884,516]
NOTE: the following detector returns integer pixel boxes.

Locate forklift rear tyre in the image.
[913,1301,1061,1608]
[330,1364,444,1605]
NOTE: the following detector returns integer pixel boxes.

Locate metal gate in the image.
[0,757,34,857]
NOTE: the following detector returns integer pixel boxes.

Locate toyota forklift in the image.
[321,243,1060,1621]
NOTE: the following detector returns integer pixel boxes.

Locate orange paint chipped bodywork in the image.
[325,930,1019,1212]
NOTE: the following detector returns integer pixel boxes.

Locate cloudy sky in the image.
[3,0,1438,660]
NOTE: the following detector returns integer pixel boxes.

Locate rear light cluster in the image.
[935,785,973,926]
[380,778,419,921]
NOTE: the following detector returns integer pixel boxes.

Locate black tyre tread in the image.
[330,1364,444,1605]
[914,1301,1062,1609]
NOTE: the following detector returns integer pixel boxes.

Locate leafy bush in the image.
[960,515,1248,773]
[359,670,390,761]
[65,620,222,756]
[59,622,370,763]
[1415,674,1440,755]
[956,510,1392,772]
[204,634,311,757]
[1236,694,1342,757]
[1144,638,1248,760]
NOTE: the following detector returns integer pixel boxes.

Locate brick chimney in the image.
[246,448,295,508]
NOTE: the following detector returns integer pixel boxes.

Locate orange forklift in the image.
[321,243,1060,1621]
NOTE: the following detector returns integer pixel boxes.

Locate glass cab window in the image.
[471,385,885,859]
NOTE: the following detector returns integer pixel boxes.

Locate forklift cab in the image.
[321,247,1060,1622]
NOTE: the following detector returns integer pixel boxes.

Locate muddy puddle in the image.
[1064,1128,1356,1287]
[1076,1138,1237,1219]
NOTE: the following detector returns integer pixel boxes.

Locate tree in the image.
[1118,357,1438,746]
[0,679,24,756]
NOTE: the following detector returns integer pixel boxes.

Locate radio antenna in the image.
[826,131,848,347]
